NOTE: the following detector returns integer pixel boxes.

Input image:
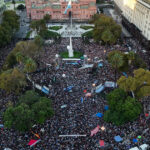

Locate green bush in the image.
[133,54,147,69]
[3,90,54,131]
[80,25,94,30]
[49,26,62,31]
[39,29,61,40]
[3,52,17,70]
[60,51,83,58]
[82,30,93,39]
[25,31,32,39]
[104,88,142,125]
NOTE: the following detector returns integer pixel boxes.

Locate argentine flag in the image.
[64,0,72,14]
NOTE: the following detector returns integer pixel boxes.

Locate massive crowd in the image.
[0,38,150,150]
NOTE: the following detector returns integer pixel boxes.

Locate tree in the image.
[19,90,40,106]
[3,52,17,70]
[117,68,150,99]
[93,14,121,44]
[16,52,24,64]
[104,88,142,125]
[0,24,12,47]
[24,58,37,73]
[17,4,25,10]
[13,41,42,60]
[12,0,16,10]
[32,97,54,124]
[107,50,124,84]
[2,10,20,34]
[0,68,26,93]
[3,90,54,131]
[3,103,34,131]
[101,29,115,44]
[30,19,47,34]
[43,14,51,24]
[0,10,19,47]
[127,51,135,65]
[34,35,44,50]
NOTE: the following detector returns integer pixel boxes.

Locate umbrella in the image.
[114,135,123,142]
[104,105,109,111]
[145,113,149,117]
[99,140,104,147]
[96,113,103,118]
[133,139,138,143]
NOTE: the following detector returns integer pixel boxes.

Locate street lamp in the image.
[101,126,105,131]
[83,55,87,66]
[104,50,106,55]
[55,54,59,69]
[91,83,96,93]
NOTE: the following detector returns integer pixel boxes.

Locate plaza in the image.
[0,0,150,150]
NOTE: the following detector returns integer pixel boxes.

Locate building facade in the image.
[25,0,97,20]
[114,0,150,47]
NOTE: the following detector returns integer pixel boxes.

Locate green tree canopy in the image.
[13,40,42,60]
[4,103,34,132]
[117,68,150,99]
[32,97,54,124]
[2,10,20,34]
[24,58,37,73]
[19,90,40,106]
[92,14,121,44]
[104,88,142,125]
[0,68,26,93]
[0,10,19,47]
[107,50,124,83]
[30,19,47,33]
[43,14,51,23]
[3,90,54,131]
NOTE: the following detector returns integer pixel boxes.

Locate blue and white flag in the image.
[64,0,72,14]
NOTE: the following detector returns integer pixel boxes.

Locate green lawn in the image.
[80,25,94,30]
[60,51,83,58]
[6,1,25,5]
[49,26,63,31]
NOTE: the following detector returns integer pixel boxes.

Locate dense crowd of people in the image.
[0,37,150,150]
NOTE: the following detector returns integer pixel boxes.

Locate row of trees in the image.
[107,50,147,84]
[103,48,150,125]
[0,10,20,47]
[3,90,54,131]
[104,88,142,125]
[82,14,121,44]
[0,36,44,93]
[30,14,61,40]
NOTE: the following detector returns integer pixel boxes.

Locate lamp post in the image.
[83,55,87,66]
[104,49,106,58]
[101,126,105,131]
[91,83,96,93]
[55,54,59,69]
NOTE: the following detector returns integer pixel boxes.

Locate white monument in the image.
[67,36,74,57]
